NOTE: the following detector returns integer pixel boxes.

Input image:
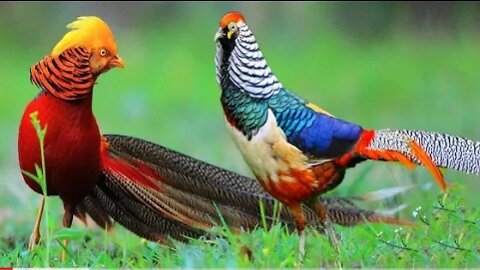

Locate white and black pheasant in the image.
[214,11,480,236]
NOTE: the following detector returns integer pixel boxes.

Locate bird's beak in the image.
[214,28,224,42]
[110,55,125,69]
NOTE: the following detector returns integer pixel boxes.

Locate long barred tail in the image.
[75,135,411,242]
[357,129,480,190]
[370,129,480,174]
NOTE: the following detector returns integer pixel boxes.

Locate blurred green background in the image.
[1,2,480,238]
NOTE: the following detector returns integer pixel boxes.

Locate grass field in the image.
[1,2,480,268]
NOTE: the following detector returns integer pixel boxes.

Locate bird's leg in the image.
[307,199,340,254]
[28,196,45,250]
[288,204,307,264]
[61,203,74,262]
[299,228,306,265]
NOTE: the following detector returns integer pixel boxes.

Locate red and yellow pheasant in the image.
[214,11,480,248]
[18,16,124,250]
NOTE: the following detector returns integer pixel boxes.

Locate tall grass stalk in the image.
[21,111,50,266]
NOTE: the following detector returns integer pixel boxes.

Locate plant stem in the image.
[29,111,51,266]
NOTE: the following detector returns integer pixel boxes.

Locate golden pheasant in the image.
[18,16,124,251]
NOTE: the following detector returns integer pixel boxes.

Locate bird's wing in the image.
[272,91,363,159]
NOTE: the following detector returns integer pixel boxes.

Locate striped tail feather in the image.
[349,185,415,202]
[74,134,413,242]
[75,197,113,231]
[103,134,287,221]
[101,145,267,234]
[353,129,480,191]
[77,179,413,241]
[326,205,412,227]
[324,184,414,226]
[78,179,204,242]
[368,129,480,175]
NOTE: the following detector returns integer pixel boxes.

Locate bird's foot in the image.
[323,221,342,268]
[61,204,74,262]
[239,244,254,261]
[323,221,339,253]
[28,231,40,251]
[298,230,306,265]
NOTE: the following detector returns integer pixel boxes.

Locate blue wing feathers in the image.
[286,111,362,157]
[222,85,363,157]
[271,89,363,158]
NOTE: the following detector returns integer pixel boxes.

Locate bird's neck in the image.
[34,90,95,117]
[30,47,96,101]
[221,85,271,140]
[216,22,283,99]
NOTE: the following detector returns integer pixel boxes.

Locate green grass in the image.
[1,187,478,267]
[1,5,480,267]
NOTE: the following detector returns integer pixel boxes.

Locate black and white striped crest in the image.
[215,22,283,99]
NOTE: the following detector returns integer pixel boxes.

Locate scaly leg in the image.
[61,203,74,262]
[307,199,340,254]
[288,204,307,264]
[29,196,45,250]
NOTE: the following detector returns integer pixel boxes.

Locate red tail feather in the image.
[408,140,446,191]
[352,130,446,191]
[100,140,164,191]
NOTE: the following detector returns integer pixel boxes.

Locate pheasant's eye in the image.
[100,49,107,57]
[228,22,237,32]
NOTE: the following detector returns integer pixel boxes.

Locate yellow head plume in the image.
[51,16,118,56]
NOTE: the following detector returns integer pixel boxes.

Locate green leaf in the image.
[53,228,89,241]
[34,164,43,180]
[20,169,38,182]
[41,125,48,139]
